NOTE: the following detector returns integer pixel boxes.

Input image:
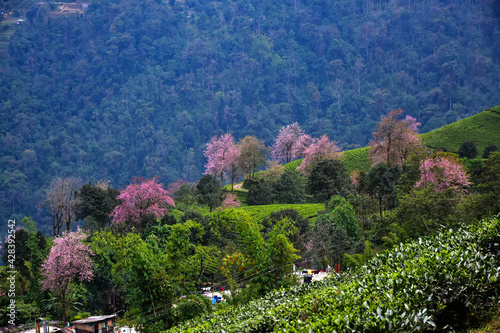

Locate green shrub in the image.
[173,295,212,324]
[483,145,499,159]
[246,179,275,205]
[459,141,478,159]
[242,177,259,189]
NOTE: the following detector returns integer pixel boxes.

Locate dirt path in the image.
[233,183,248,192]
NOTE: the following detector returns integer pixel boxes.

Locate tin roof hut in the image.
[71,314,116,333]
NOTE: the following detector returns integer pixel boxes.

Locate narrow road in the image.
[233,183,248,192]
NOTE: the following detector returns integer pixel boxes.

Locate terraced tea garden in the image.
[342,146,371,173]
[235,203,325,222]
[421,105,500,156]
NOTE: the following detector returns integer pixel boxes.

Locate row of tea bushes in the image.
[166,216,500,332]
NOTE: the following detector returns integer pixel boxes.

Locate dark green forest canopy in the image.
[0,0,499,233]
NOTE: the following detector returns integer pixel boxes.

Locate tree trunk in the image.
[147,281,157,317]
[379,195,383,217]
[61,288,67,325]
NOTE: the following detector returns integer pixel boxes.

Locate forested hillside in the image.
[1,0,499,231]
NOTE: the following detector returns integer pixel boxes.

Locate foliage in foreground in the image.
[166,216,500,332]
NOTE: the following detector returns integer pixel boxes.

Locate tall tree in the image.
[204,133,237,185]
[262,209,310,258]
[297,134,342,176]
[306,159,353,202]
[291,134,314,160]
[265,218,300,290]
[40,230,93,323]
[173,184,197,210]
[75,181,120,232]
[369,109,423,167]
[237,136,268,179]
[39,177,82,236]
[271,123,306,163]
[325,196,362,241]
[246,179,275,206]
[196,175,223,212]
[272,170,306,204]
[111,177,175,228]
[365,163,402,216]
[458,141,478,159]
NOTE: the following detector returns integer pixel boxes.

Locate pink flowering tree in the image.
[204,133,237,184]
[369,109,423,167]
[40,230,93,323]
[221,192,242,209]
[297,135,342,176]
[271,123,306,163]
[291,134,314,160]
[111,177,175,227]
[415,155,471,192]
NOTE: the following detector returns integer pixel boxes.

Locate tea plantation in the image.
[236,203,325,222]
[166,216,500,332]
[421,106,500,156]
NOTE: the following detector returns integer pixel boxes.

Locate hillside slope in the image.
[337,105,500,173]
[421,105,500,155]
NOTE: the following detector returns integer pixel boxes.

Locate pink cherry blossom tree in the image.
[291,134,314,160]
[111,177,175,226]
[271,123,306,163]
[204,133,237,184]
[221,192,242,209]
[40,229,93,323]
[297,134,342,176]
[369,109,423,167]
[415,154,471,192]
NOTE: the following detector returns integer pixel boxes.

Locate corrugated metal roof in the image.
[52,328,74,333]
[71,314,117,324]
